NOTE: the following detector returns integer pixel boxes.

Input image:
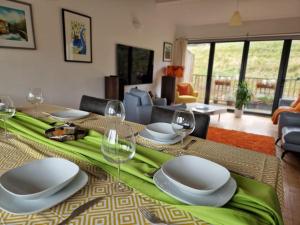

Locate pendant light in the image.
[229,0,242,26]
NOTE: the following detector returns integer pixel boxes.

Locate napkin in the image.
[1,112,283,225]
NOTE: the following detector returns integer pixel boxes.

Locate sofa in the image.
[175,83,198,104]
[276,97,300,159]
[123,88,167,124]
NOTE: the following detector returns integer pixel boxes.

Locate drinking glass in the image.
[0,96,16,139]
[104,100,125,123]
[101,123,136,191]
[26,88,44,116]
[171,110,195,156]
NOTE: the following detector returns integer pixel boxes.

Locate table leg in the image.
[218,113,221,121]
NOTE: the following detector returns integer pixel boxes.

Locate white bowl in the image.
[0,158,79,199]
[162,155,230,195]
[146,122,177,140]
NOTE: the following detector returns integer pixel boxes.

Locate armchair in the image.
[123,88,167,125]
[175,83,198,104]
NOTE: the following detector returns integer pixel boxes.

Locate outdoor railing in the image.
[192,74,300,109]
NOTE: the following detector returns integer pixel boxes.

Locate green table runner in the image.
[1,112,283,225]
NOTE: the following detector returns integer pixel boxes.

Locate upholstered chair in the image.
[175,83,198,104]
[79,95,109,116]
[150,106,210,139]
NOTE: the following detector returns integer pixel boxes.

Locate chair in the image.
[278,112,300,159]
[123,88,167,124]
[175,83,198,104]
[150,106,210,139]
[79,95,109,116]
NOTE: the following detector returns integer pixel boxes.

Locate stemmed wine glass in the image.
[26,88,44,117]
[101,123,136,192]
[104,100,125,123]
[171,110,195,156]
[0,96,16,139]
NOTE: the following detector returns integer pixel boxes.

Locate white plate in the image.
[139,129,182,145]
[0,170,88,215]
[154,169,236,207]
[0,158,79,199]
[49,109,90,121]
[146,123,177,140]
[162,155,230,195]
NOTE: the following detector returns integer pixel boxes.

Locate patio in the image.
[192,74,300,114]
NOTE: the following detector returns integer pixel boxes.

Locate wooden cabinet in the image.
[161,76,176,105]
[105,76,119,100]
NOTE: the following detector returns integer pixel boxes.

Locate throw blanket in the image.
[271,103,300,124]
[1,112,283,225]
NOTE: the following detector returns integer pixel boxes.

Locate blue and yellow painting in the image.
[0,6,28,41]
[70,20,86,55]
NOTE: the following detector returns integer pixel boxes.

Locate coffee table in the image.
[186,103,227,121]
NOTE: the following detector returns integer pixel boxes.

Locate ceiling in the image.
[155,0,300,26]
[156,0,181,3]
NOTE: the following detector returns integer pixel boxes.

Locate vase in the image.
[234,108,243,118]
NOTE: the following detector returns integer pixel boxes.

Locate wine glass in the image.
[26,88,44,117]
[171,110,195,156]
[0,96,16,139]
[101,123,136,191]
[104,100,125,123]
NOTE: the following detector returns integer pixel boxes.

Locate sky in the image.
[0,6,25,24]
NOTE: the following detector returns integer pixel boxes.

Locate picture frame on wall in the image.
[163,42,173,62]
[0,0,36,49]
[62,9,92,63]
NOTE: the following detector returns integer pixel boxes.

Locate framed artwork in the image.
[62,9,92,63]
[0,0,36,49]
[163,42,173,62]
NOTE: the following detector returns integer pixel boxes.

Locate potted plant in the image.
[235,81,251,118]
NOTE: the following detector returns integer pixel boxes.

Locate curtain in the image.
[173,38,188,66]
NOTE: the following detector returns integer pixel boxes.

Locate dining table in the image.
[0,104,283,225]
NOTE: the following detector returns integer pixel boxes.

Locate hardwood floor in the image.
[209,112,300,225]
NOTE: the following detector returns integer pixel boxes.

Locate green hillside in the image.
[188,40,300,79]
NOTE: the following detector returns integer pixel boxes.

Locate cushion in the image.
[282,126,300,145]
[291,94,300,108]
[129,88,153,106]
[177,84,189,95]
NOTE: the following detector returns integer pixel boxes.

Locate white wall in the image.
[0,0,175,107]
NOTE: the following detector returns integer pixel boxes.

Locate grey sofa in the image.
[276,98,300,159]
[123,88,167,124]
[279,112,300,159]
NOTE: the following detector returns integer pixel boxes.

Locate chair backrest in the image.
[150,106,210,139]
[79,95,109,116]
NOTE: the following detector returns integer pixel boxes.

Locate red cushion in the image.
[177,84,189,95]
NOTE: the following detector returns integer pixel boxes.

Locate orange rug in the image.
[207,127,276,155]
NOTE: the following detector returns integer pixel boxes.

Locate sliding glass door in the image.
[187,43,210,103]
[282,40,300,99]
[211,42,243,108]
[244,41,284,114]
[188,39,299,115]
